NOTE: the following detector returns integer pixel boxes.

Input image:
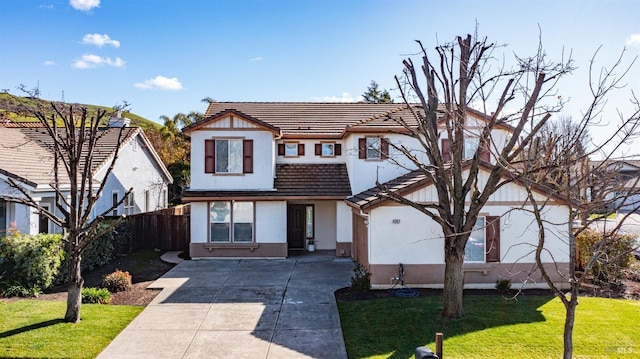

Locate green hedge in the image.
[577,228,637,283]
[0,232,64,297]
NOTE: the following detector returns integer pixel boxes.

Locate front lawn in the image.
[0,300,143,358]
[338,294,640,358]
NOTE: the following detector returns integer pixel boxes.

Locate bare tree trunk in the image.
[64,251,83,323]
[563,297,577,359]
[442,244,465,317]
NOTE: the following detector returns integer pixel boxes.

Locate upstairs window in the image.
[205,138,253,174]
[278,143,305,157]
[441,137,490,162]
[358,137,389,160]
[315,142,342,157]
[111,191,119,216]
[124,191,135,215]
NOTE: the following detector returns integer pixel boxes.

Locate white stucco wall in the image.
[368,204,570,265]
[189,129,275,191]
[94,134,169,216]
[313,200,337,250]
[344,133,425,195]
[256,201,287,243]
[336,201,352,243]
[190,202,209,244]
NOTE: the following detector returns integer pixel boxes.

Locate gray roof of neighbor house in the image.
[188,102,516,139]
[182,163,352,201]
[0,125,171,187]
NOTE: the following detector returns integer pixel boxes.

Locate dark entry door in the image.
[287,204,306,250]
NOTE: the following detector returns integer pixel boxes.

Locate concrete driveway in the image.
[97,252,354,359]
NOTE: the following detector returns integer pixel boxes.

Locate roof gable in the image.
[347,161,567,211]
[182,109,281,135]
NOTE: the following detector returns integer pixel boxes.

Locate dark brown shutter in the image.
[205,139,215,173]
[486,216,500,262]
[335,143,342,155]
[278,143,285,156]
[358,138,366,159]
[480,141,491,162]
[381,138,390,159]
[315,143,322,156]
[298,143,305,156]
[441,138,451,162]
[243,139,253,173]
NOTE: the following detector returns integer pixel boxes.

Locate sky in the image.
[1,0,639,156]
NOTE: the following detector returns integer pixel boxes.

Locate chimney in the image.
[108,110,131,127]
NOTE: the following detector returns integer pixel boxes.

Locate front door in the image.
[287,204,306,250]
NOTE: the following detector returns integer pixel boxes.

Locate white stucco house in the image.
[182,102,570,288]
[0,118,173,235]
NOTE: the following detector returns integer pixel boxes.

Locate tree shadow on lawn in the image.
[0,319,64,339]
[338,292,555,359]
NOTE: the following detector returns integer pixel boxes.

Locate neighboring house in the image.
[0,116,173,235]
[590,159,640,214]
[182,102,570,288]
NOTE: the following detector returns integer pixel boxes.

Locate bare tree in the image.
[0,88,131,322]
[379,30,574,318]
[521,48,640,358]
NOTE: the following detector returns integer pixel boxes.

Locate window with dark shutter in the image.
[205,139,215,173]
[486,216,500,262]
[298,143,305,156]
[315,143,322,156]
[441,138,451,162]
[278,143,285,156]
[480,141,491,162]
[335,143,342,155]
[243,139,253,173]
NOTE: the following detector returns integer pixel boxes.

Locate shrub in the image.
[82,287,112,304]
[495,278,512,294]
[55,221,123,285]
[577,228,637,284]
[102,269,132,293]
[0,232,64,297]
[350,263,371,292]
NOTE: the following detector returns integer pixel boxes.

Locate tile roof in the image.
[182,163,352,200]
[202,102,406,137]
[0,126,138,187]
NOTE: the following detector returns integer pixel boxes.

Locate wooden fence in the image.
[127,204,190,252]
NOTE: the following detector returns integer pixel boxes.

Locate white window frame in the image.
[284,142,299,157]
[209,201,255,243]
[464,137,480,159]
[124,191,135,215]
[215,139,243,174]
[464,216,486,263]
[321,143,335,157]
[366,137,381,160]
[111,191,119,216]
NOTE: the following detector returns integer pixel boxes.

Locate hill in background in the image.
[0,92,160,131]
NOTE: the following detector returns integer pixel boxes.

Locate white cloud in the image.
[69,0,99,11]
[81,33,120,48]
[625,33,640,46]
[134,76,184,91]
[43,60,57,66]
[249,57,263,62]
[311,92,361,102]
[72,54,125,69]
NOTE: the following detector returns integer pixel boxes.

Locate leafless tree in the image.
[520,48,640,358]
[380,30,574,318]
[0,87,131,322]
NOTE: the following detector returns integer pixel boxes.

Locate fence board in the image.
[127,204,190,252]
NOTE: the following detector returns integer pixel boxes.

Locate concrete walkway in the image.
[97,251,354,359]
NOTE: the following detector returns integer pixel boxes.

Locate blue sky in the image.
[1,0,639,155]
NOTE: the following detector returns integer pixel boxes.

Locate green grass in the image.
[338,295,640,358]
[0,300,143,358]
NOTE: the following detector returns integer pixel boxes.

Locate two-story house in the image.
[182,102,570,288]
[0,116,173,235]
